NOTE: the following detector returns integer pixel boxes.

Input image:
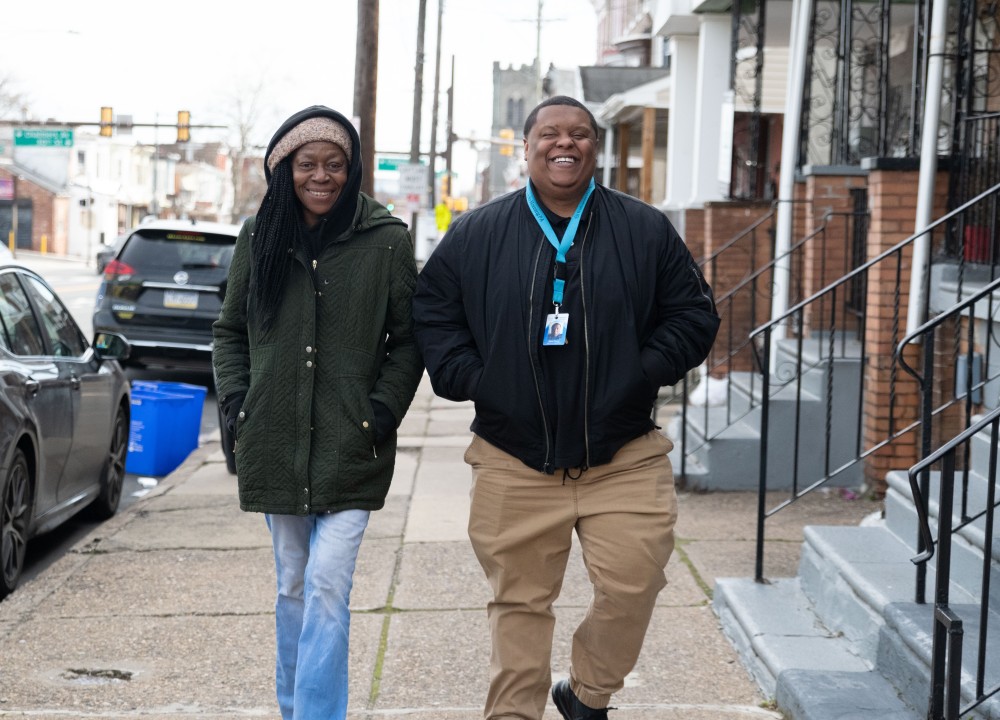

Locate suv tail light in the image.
[104,259,135,279]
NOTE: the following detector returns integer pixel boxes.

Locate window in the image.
[0,273,45,356]
[21,275,86,357]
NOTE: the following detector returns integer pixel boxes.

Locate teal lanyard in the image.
[525,178,595,306]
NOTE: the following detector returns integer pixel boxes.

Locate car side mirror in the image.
[93,332,131,362]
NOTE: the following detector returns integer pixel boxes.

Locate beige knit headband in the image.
[267,117,353,172]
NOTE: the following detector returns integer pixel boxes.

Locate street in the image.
[9,251,225,587]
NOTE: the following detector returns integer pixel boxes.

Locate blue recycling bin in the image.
[126,381,208,476]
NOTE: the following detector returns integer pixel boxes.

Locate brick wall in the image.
[0,168,65,253]
[860,166,949,493]
[703,200,774,374]
[684,207,706,263]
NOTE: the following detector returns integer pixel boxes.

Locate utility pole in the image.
[410,0,427,165]
[446,56,454,192]
[409,0,428,241]
[535,0,543,103]
[354,0,379,196]
[429,0,444,208]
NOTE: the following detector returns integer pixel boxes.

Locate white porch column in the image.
[665,34,699,209]
[690,14,732,205]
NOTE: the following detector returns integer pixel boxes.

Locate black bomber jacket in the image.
[412,183,720,474]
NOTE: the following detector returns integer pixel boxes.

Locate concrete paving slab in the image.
[374,608,490,710]
[168,462,239,495]
[352,536,399,611]
[99,504,269,551]
[683,539,806,586]
[397,409,429,437]
[407,459,471,542]
[392,537,707,613]
[349,709,781,720]
[365,495,408,539]
[347,612,385,714]
[386,449,418,496]
[549,606,766,708]
[0,615,276,716]
[31,547,274,618]
[674,490,878,542]
[658,558,713,607]
[393,541,491,610]
[426,408,475,437]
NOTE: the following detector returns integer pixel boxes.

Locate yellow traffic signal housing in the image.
[499,128,515,156]
[177,110,191,143]
[100,106,113,137]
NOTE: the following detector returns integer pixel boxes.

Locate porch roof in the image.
[593,73,672,126]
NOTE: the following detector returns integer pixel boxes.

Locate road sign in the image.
[13,128,74,147]
[378,156,407,171]
[399,163,428,211]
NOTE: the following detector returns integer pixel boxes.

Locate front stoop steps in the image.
[672,337,864,491]
[715,465,1000,720]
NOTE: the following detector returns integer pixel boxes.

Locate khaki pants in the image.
[465,431,678,720]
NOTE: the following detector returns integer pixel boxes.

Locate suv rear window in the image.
[119,229,236,272]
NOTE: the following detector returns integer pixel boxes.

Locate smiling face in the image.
[524,104,599,215]
[291,141,350,227]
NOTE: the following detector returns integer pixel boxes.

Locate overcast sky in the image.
[2,0,598,195]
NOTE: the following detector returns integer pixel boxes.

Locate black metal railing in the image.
[946,112,1000,265]
[897,275,1000,602]
[751,181,1000,582]
[679,206,866,483]
[907,408,999,720]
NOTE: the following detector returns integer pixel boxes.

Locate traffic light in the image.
[499,128,515,156]
[177,110,191,143]
[100,106,113,137]
[440,173,450,198]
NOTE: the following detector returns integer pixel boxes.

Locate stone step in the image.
[716,523,998,720]
[776,669,920,720]
[713,577,870,697]
[797,525,980,663]
[883,473,1000,615]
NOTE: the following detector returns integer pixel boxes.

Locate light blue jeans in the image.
[266,510,370,720]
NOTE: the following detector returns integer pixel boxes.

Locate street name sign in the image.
[14,128,74,147]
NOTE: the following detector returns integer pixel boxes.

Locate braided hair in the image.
[249,160,297,333]
[251,105,363,333]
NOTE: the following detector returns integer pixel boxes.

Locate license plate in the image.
[164,290,198,309]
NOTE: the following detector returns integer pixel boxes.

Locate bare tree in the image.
[220,78,270,223]
[0,74,28,120]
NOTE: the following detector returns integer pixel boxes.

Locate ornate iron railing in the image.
[946,112,1000,265]
[800,0,921,168]
[730,0,768,200]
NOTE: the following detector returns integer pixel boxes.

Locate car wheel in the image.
[86,406,128,520]
[1,449,32,600]
[218,401,237,475]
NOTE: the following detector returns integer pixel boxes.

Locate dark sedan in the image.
[93,219,239,371]
[0,266,131,599]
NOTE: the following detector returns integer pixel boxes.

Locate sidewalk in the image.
[0,375,879,719]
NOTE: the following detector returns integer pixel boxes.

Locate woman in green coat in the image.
[213,105,423,720]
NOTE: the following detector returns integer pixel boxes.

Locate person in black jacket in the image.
[412,96,720,720]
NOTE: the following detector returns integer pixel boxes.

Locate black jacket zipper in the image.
[527,237,552,472]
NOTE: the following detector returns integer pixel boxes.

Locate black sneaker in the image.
[551,679,609,720]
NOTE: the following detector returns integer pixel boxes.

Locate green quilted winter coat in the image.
[212,195,423,515]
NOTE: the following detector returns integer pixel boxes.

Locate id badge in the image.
[543,313,568,346]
